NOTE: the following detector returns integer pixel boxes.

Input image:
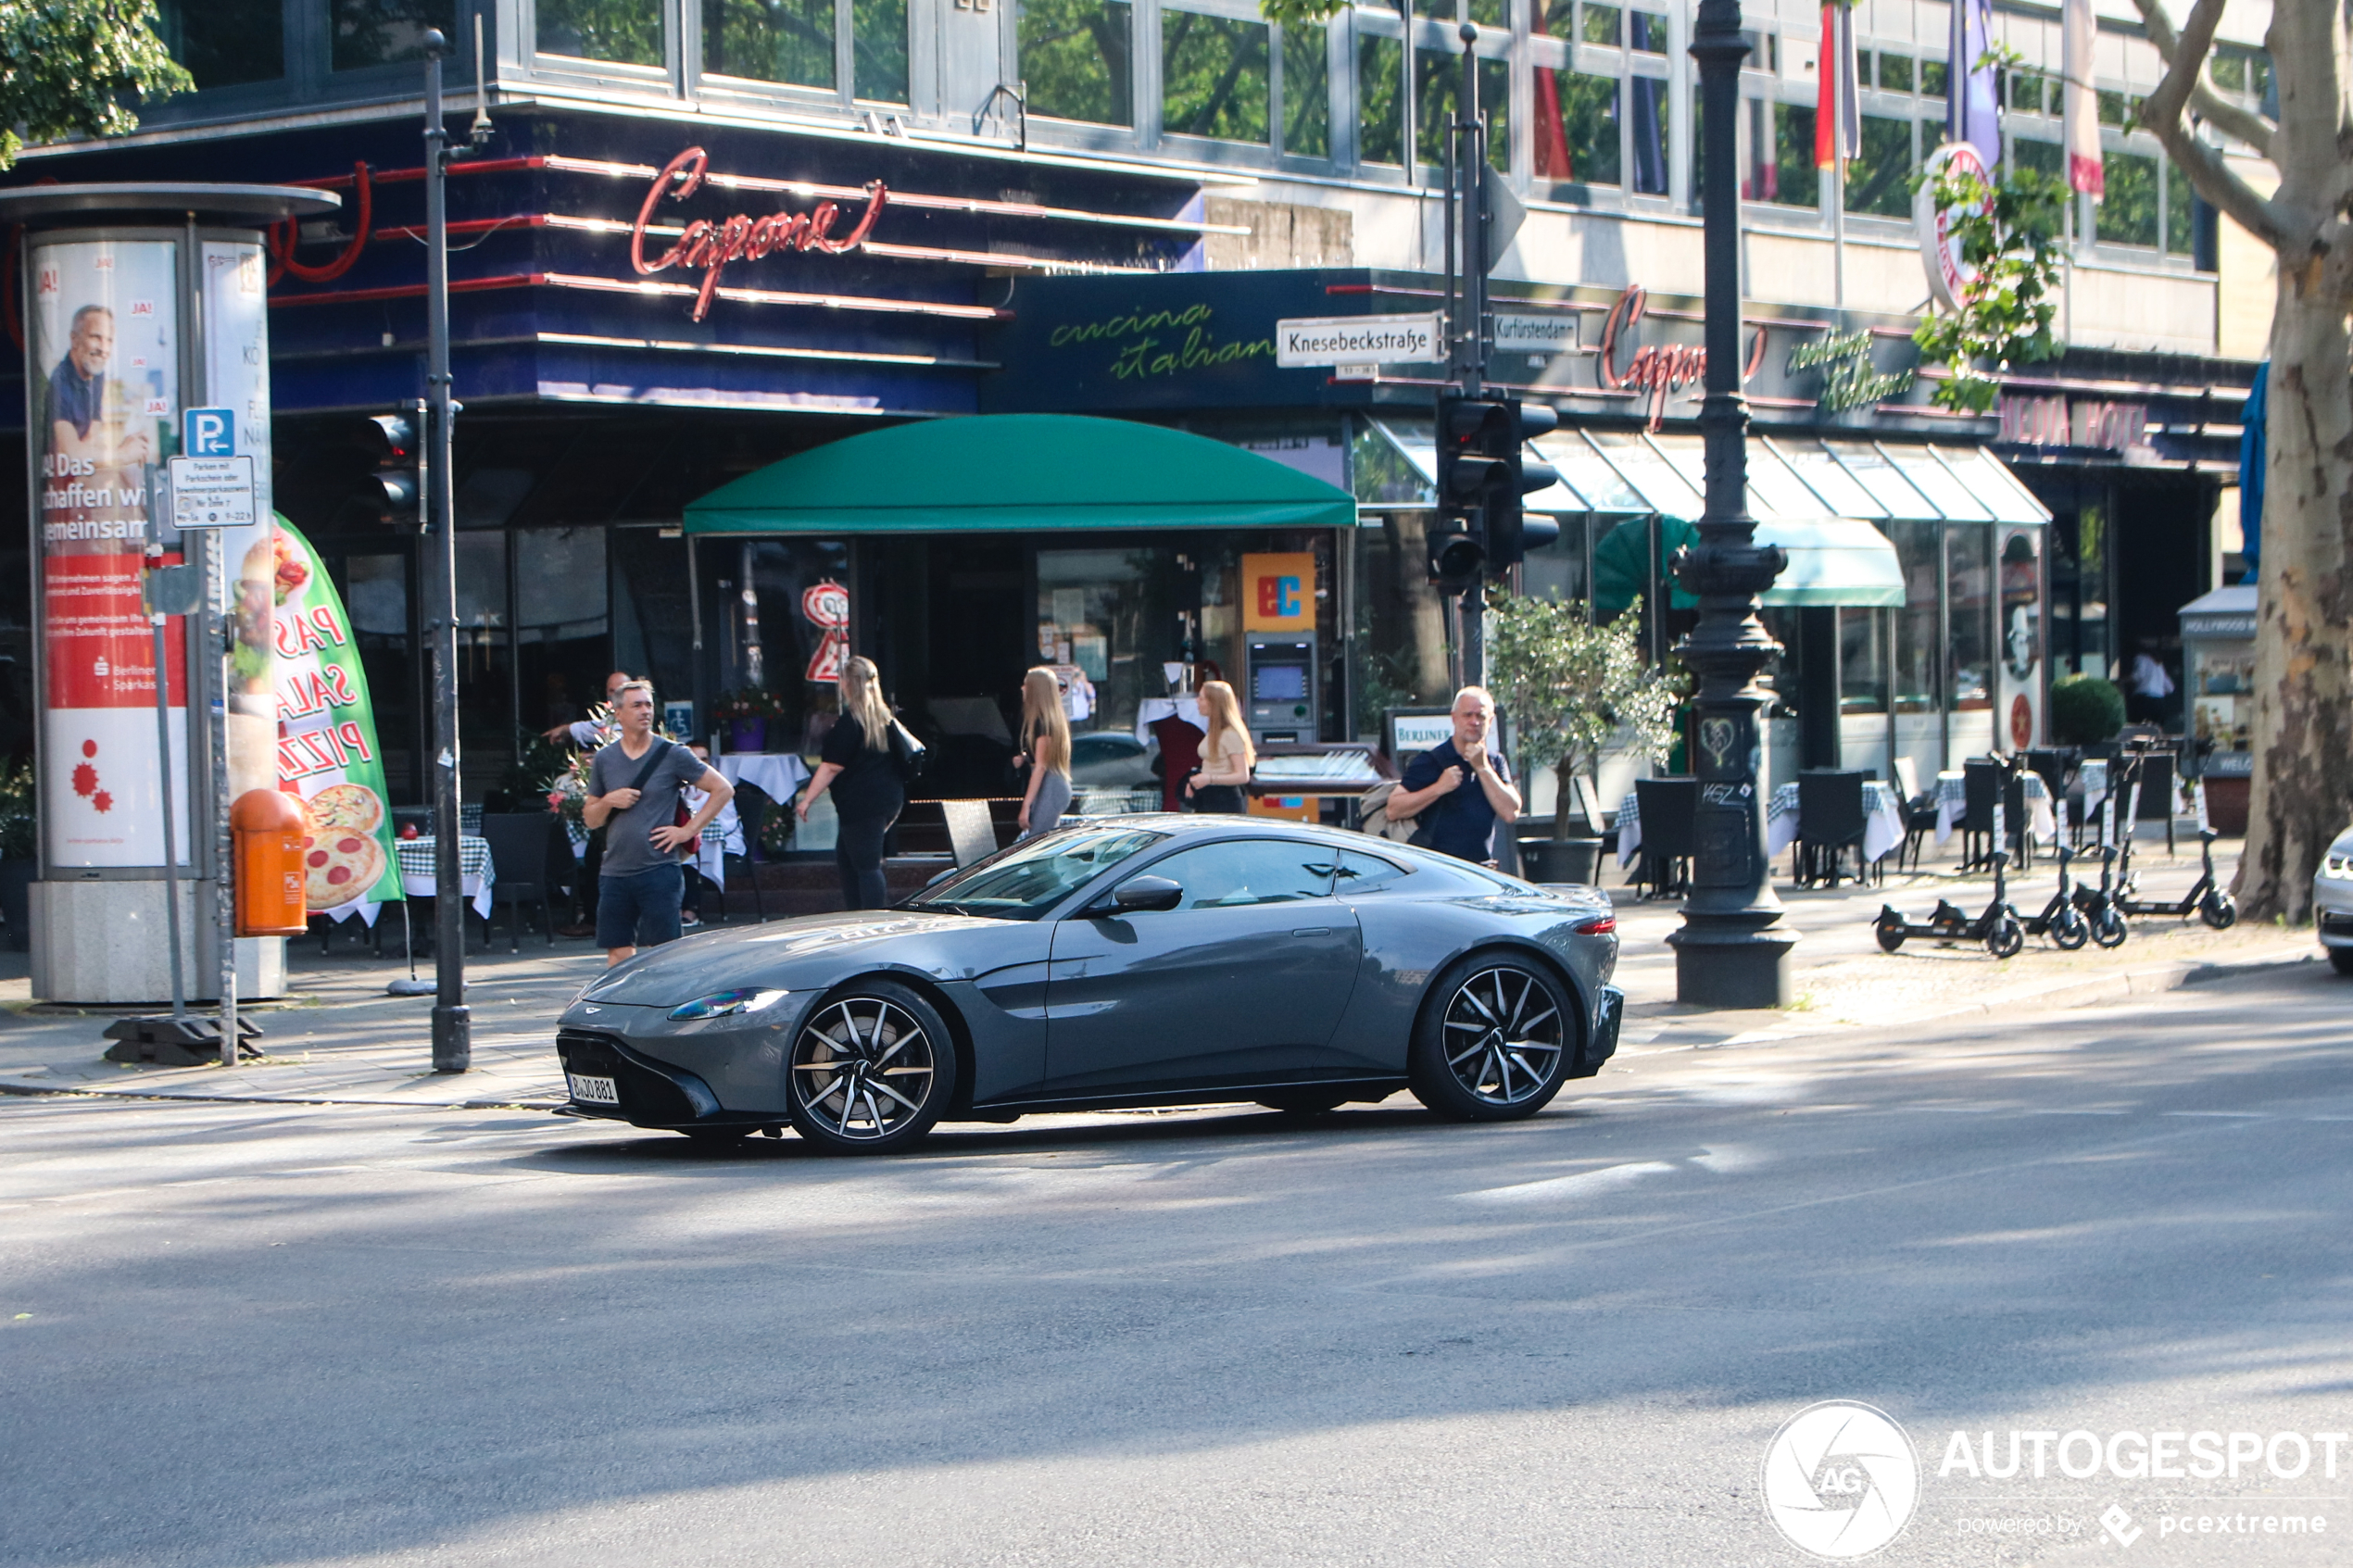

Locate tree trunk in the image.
[1554,759,1577,841]
[2231,259,2353,921]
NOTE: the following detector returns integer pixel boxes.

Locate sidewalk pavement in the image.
[0,828,2324,1112]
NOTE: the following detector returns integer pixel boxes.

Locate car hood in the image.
[576,908,1013,1009]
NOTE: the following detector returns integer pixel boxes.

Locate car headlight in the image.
[2324,851,2353,877]
[668,987,790,1022]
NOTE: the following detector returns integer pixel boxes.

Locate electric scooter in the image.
[2020,797,2090,948]
[2114,764,2237,930]
[1874,759,2026,958]
[2069,788,2131,948]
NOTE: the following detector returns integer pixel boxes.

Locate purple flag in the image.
[1947,0,2000,162]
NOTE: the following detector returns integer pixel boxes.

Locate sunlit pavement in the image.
[3,960,2348,1567]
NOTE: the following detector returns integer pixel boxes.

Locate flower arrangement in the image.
[713,687,786,722]
[540,702,616,824]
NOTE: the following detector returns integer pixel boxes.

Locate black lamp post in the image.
[1664,0,1798,1006]
[423,30,470,1072]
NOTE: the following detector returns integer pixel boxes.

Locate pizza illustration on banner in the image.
[802,579,849,683]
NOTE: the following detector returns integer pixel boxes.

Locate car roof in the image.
[1066,811,1419,859]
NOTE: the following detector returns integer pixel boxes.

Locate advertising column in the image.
[31,238,189,872]
[1996,526,2046,754]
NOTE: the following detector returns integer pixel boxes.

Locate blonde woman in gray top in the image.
[1185,679,1253,814]
[1015,666,1073,838]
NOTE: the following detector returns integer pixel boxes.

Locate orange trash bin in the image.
[233,789,311,936]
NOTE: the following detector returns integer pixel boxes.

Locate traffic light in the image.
[1435,395,1564,576]
[1488,401,1561,571]
[356,412,422,530]
[1426,515,1486,592]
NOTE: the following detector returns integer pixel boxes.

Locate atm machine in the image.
[1244,633,1318,744]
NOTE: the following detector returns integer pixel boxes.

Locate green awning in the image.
[685,414,1358,534]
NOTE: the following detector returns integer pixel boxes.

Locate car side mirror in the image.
[1110,875,1184,913]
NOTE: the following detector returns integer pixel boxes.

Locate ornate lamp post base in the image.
[1668,918,1798,1008]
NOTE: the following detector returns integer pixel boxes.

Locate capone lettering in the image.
[632,146,888,322]
[1595,283,1771,432]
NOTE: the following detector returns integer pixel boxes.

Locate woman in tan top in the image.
[1185,679,1253,815]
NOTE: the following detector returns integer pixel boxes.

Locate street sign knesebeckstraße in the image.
[168,455,258,531]
[1275,313,1444,368]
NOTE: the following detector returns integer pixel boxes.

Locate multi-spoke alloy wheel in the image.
[1409,956,1577,1123]
[786,982,958,1154]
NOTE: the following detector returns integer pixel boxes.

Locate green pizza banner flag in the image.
[269,516,405,913]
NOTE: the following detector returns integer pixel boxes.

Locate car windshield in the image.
[905,826,1166,921]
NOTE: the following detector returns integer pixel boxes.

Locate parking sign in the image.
[183,408,234,456]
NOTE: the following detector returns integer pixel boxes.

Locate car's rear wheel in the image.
[786,982,959,1154]
[1409,955,1575,1123]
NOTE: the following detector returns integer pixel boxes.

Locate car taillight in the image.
[1573,915,1617,935]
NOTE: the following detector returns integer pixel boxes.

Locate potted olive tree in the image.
[1489,593,1680,884]
[0,761,33,953]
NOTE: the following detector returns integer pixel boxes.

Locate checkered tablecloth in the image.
[396,834,496,919]
[1619,780,1903,870]
[1933,770,2055,847]
[1764,780,1905,862]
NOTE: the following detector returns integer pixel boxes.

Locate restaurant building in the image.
[0,0,2264,818]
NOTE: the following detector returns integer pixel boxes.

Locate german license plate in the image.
[568,1073,620,1105]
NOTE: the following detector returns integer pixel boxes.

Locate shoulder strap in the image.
[628,740,677,794]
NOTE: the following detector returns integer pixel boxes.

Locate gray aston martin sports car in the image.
[555,815,1624,1153]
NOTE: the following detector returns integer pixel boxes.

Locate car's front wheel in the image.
[1409,955,1576,1123]
[787,982,960,1154]
[2331,947,2353,977]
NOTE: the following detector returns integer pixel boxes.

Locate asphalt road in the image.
[4,960,2348,1568]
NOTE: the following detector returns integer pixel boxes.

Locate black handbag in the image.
[887,720,927,785]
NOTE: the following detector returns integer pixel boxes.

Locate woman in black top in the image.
[797,657,905,909]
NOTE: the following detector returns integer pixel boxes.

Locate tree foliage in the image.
[1910,158,2070,414]
[0,0,191,170]
[1254,0,1345,28]
[2130,0,2348,921]
[1487,593,1681,840]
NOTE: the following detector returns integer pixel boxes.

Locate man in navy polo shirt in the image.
[1389,685,1522,863]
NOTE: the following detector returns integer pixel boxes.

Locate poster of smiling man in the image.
[30,237,186,871]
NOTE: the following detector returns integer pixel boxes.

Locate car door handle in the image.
[1291,927,1331,936]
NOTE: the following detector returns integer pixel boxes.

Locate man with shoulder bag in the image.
[583,680,735,966]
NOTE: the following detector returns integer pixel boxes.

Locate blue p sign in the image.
[184,408,234,457]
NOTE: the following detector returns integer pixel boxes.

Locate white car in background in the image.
[2319,825,2353,976]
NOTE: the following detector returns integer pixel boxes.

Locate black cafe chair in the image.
[1795,770,1872,888]
[1889,757,1942,872]
[1631,777,1697,899]
[2120,747,2178,855]
[480,812,562,952]
[1962,759,2033,874]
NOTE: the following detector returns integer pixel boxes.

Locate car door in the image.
[1042,837,1364,1095]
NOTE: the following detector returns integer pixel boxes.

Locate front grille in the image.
[557,1028,701,1125]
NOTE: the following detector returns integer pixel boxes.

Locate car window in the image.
[1138,838,1337,909]
[1335,847,1408,894]
[906,827,1164,920]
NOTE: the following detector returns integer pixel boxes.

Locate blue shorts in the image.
[597,864,685,950]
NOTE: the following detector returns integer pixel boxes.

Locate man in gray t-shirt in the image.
[585,681,733,964]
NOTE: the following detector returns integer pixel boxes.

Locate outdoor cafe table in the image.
[395,834,496,920]
[1618,780,1906,870]
[1932,770,2057,847]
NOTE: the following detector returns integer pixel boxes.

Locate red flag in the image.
[1816,1,1860,168]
